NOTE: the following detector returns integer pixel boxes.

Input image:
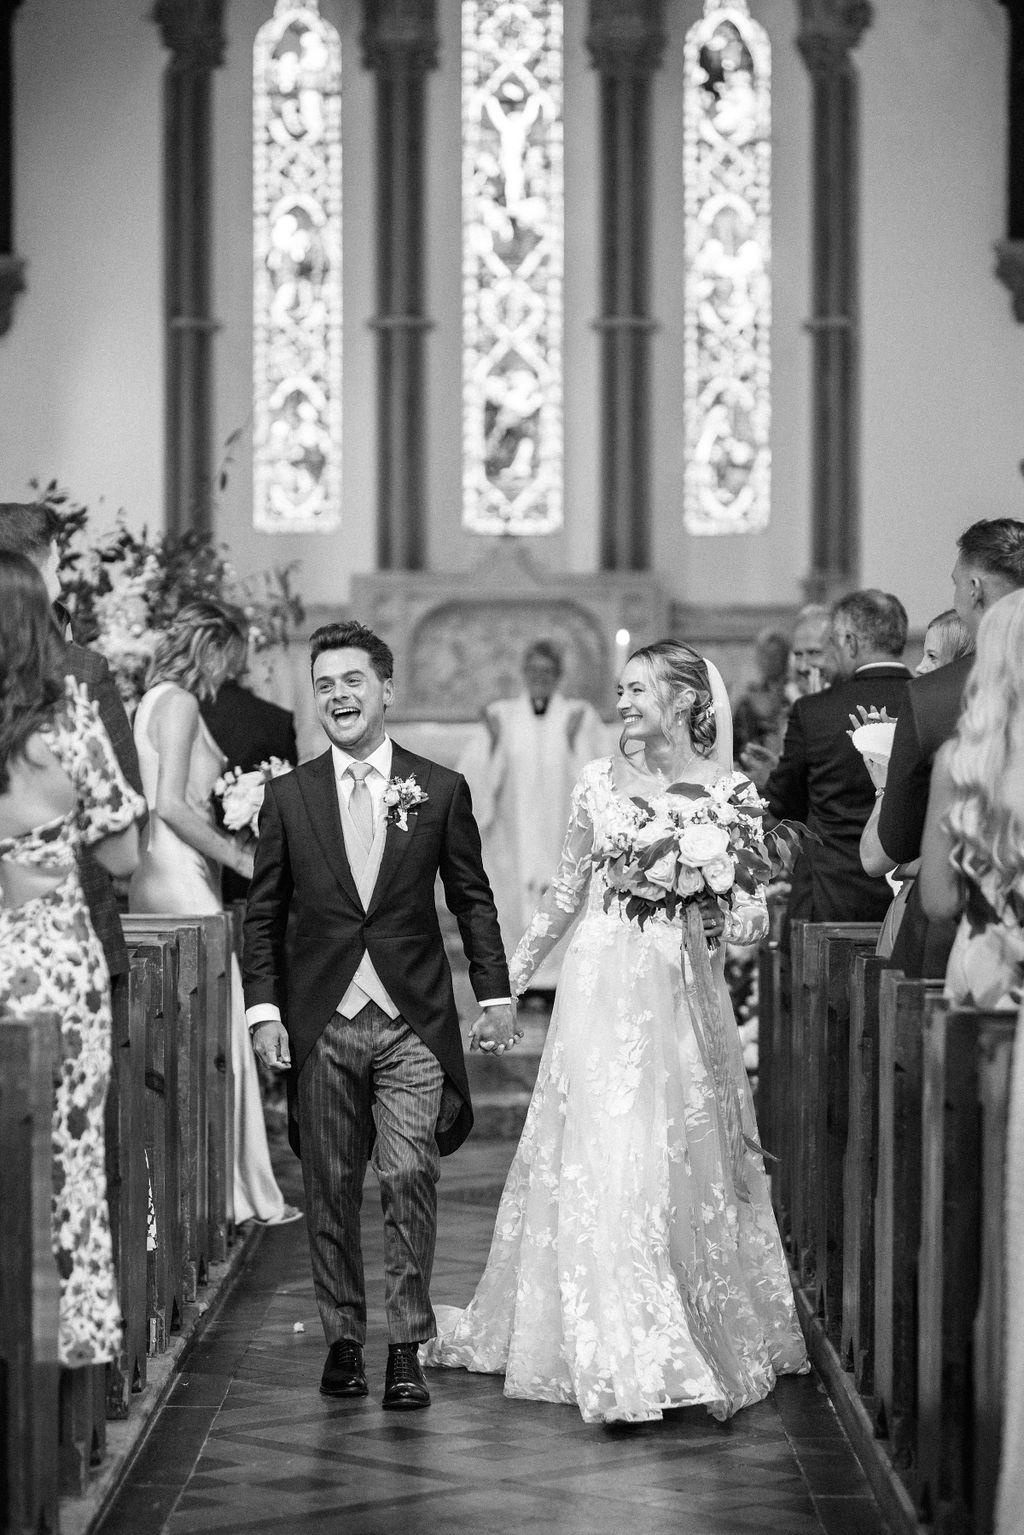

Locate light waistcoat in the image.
[335,767,400,1020]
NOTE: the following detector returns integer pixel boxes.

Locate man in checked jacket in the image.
[0,502,146,980]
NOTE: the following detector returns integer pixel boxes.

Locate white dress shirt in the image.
[246,734,509,1034]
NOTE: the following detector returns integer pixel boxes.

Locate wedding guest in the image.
[732,627,790,763]
[457,639,606,990]
[765,590,911,925]
[858,606,975,957]
[0,552,145,1365]
[0,501,145,986]
[739,603,835,791]
[919,587,1024,1007]
[200,658,298,904]
[130,600,299,1226]
[875,518,1024,977]
[915,608,973,677]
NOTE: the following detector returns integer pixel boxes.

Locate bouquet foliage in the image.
[213,758,293,839]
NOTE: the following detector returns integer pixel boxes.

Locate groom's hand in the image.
[469,1003,520,1055]
[252,1020,292,1071]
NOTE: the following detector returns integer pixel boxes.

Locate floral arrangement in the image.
[38,480,304,707]
[213,758,293,838]
[595,774,804,932]
[383,774,428,832]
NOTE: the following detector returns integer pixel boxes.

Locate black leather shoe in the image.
[320,1340,368,1398]
[382,1343,430,1410]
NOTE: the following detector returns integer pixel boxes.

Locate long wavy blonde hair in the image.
[945,588,1024,895]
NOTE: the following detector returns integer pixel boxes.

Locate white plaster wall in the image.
[652,0,812,610]
[1,1,163,531]
[860,0,1024,630]
[212,0,376,604]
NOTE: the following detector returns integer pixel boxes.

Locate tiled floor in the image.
[96,1141,890,1535]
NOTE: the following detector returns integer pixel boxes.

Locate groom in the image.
[243,621,516,1410]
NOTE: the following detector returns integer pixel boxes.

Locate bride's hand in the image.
[231,840,255,881]
[697,894,725,940]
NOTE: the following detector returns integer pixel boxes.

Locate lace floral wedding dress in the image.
[424,759,807,1424]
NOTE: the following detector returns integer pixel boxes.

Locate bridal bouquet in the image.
[213,758,293,838]
[596,774,803,932]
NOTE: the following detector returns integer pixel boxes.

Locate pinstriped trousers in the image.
[296,1001,444,1347]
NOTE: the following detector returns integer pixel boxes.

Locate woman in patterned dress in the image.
[425,642,807,1424]
[0,552,146,1366]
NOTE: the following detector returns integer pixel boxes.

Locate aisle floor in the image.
[96,1141,889,1535]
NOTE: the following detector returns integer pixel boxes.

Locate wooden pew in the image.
[805,924,880,1342]
[0,1014,61,1535]
[874,970,942,1482]
[916,1001,1017,1534]
[122,916,210,1304]
[105,969,149,1415]
[754,937,781,1160]
[129,939,183,1355]
[781,920,809,1266]
[841,952,895,1394]
[200,914,234,1261]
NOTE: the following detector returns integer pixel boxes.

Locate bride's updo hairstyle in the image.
[624,640,717,759]
[147,599,250,703]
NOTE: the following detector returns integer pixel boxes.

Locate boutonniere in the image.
[382,774,428,831]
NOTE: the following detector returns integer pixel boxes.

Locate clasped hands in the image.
[469,1002,521,1055]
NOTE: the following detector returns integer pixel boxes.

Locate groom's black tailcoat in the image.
[242,740,510,1155]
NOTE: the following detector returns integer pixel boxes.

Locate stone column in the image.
[796,0,872,603]
[154,0,225,538]
[361,1,438,571]
[0,0,25,337]
[995,0,1024,322]
[587,0,665,572]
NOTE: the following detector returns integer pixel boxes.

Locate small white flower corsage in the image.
[382,774,428,831]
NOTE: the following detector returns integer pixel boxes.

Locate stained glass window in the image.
[683,0,771,535]
[253,1,342,533]
[462,0,564,536]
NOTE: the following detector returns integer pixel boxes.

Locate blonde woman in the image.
[130,600,298,1225]
[920,588,1024,1006]
[425,641,806,1423]
[915,607,974,677]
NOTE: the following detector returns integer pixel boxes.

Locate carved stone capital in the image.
[995,238,1024,323]
[586,0,666,78]
[361,0,439,75]
[153,0,225,73]
[0,252,25,338]
[796,0,872,77]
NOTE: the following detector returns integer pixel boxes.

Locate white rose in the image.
[675,864,703,897]
[382,787,400,807]
[677,822,731,866]
[633,820,665,852]
[644,851,677,891]
[703,854,735,893]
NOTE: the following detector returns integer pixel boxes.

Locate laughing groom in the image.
[243,621,516,1409]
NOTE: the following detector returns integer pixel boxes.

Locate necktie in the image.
[346,761,374,855]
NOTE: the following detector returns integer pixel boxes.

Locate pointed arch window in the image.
[683,1,771,535]
[462,0,564,536]
[253,1,342,533]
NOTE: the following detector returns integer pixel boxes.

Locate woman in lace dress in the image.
[425,642,807,1423]
[0,552,146,1366]
[129,601,297,1226]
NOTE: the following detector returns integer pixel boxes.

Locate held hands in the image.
[469,1002,521,1055]
[252,1019,292,1072]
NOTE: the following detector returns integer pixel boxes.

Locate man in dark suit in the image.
[0,502,145,980]
[765,589,912,924]
[870,518,1024,976]
[243,620,514,1410]
[201,673,298,903]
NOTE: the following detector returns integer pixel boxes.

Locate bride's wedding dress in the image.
[424,758,807,1423]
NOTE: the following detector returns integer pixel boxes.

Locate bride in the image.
[424,640,807,1423]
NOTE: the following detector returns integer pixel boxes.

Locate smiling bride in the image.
[423,639,807,1424]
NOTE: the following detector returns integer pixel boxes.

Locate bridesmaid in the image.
[130,599,299,1226]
